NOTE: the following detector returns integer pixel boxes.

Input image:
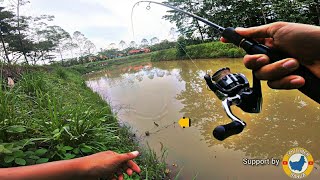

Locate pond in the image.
[86,59,320,180]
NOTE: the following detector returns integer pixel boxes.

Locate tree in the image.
[42,26,70,64]
[169,27,177,40]
[108,43,116,49]
[84,40,96,55]
[0,8,15,63]
[63,38,78,59]
[162,0,320,41]
[119,40,126,50]
[16,0,31,64]
[140,38,149,47]
[72,31,87,57]
[150,37,159,45]
[176,36,186,58]
[163,0,204,39]
[129,41,137,48]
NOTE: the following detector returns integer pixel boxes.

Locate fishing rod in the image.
[132,1,320,141]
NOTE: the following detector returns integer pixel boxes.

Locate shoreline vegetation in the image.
[0,65,167,179]
[0,39,245,180]
[0,41,244,180]
[70,41,245,74]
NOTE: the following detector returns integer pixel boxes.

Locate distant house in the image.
[128,49,142,55]
[143,48,151,53]
[128,48,151,55]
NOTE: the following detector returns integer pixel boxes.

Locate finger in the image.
[222,34,275,50]
[127,160,141,173]
[264,38,275,48]
[119,151,139,162]
[267,75,305,89]
[118,174,124,180]
[235,22,288,38]
[243,54,270,70]
[255,58,300,80]
[126,168,133,176]
[220,37,228,43]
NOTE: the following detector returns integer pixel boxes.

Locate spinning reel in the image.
[204,68,263,141]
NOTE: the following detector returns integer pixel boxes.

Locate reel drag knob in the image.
[213,121,245,141]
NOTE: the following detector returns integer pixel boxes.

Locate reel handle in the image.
[213,121,245,141]
[222,27,320,104]
[213,97,247,141]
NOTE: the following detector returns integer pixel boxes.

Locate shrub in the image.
[176,36,187,59]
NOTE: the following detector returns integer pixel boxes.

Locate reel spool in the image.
[205,68,263,141]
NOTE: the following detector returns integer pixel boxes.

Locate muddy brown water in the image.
[86,59,320,180]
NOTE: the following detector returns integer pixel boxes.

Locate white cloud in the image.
[18,0,177,50]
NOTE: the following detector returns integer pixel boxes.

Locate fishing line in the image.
[136,121,177,141]
[175,40,200,71]
[131,2,200,71]
[129,1,206,139]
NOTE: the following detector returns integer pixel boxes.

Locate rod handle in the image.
[222,27,320,104]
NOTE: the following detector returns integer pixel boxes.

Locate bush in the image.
[0,67,167,179]
[151,41,245,61]
[176,36,187,58]
[151,49,176,62]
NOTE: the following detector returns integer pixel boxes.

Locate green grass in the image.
[71,53,153,74]
[0,66,166,179]
[69,41,245,75]
[151,41,245,62]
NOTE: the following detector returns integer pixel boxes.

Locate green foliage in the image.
[176,36,187,58]
[151,49,176,61]
[71,53,153,74]
[149,40,176,51]
[0,66,167,179]
[55,68,68,80]
[163,0,320,40]
[151,41,245,61]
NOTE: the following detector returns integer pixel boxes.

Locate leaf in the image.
[62,146,73,151]
[28,155,40,160]
[35,148,48,156]
[36,158,49,164]
[64,153,76,160]
[15,158,26,165]
[80,147,92,153]
[52,129,60,134]
[6,125,26,133]
[24,151,34,156]
[4,156,14,163]
[0,145,12,154]
[72,148,80,154]
[13,150,24,158]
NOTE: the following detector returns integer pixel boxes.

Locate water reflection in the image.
[86,59,320,178]
[153,60,320,162]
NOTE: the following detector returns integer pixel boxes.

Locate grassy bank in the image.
[0,65,166,179]
[71,53,153,74]
[69,41,245,75]
[151,41,245,61]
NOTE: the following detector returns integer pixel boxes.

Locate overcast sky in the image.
[3,0,177,50]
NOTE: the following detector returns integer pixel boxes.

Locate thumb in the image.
[119,151,140,161]
[235,22,287,38]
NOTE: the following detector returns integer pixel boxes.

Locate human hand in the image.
[221,22,320,89]
[78,151,141,180]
